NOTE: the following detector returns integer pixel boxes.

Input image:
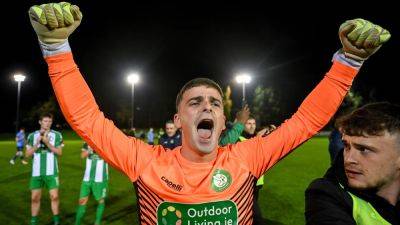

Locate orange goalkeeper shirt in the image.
[46,52,357,225]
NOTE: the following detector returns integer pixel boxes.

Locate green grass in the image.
[0,138,138,225]
[0,134,330,225]
[261,137,330,224]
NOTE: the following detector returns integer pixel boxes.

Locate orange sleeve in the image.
[231,61,358,178]
[45,52,159,181]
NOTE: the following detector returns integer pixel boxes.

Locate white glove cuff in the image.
[39,39,71,57]
[332,49,363,69]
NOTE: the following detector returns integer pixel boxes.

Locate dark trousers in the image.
[253,185,264,225]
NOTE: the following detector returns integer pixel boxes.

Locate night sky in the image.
[1,2,399,132]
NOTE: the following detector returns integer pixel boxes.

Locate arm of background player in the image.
[25,145,38,158]
[42,41,156,181]
[219,104,249,145]
[25,133,38,158]
[44,142,63,156]
[233,52,360,177]
[219,122,244,146]
[81,149,89,159]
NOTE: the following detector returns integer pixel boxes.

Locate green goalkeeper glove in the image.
[339,18,390,61]
[29,2,82,44]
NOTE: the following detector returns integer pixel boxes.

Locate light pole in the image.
[127,73,139,129]
[235,73,251,107]
[14,74,26,131]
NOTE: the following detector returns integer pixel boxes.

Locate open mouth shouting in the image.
[196,118,214,144]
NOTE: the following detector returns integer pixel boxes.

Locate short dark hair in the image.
[176,78,223,111]
[336,102,400,137]
[165,120,174,125]
[39,113,53,121]
[247,115,256,122]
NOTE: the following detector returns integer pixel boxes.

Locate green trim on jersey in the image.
[82,143,109,183]
[27,130,63,177]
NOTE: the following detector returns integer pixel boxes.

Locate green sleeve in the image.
[219,122,244,146]
[54,132,63,147]
[27,133,34,146]
[82,142,88,150]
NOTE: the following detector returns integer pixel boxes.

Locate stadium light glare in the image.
[14,74,26,82]
[127,73,140,129]
[127,73,139,84]
[235,73,251,107]
[13,73,26,131]
[235,74,251,84]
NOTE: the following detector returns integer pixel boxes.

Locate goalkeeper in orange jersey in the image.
[28,3,390,224]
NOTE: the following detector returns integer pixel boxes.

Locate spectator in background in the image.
[75,142,109,225]
[25,113,63,225]
[328,128,344,163]
[10,127,28,165]
[159,120,181,150]
[147,128,154,145]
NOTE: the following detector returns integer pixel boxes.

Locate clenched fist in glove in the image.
[339,18,390,61]
[29,2,82,44]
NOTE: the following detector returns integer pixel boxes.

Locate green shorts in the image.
[30,175,59,190]
[79,181,108,201]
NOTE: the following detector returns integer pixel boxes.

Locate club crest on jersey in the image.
[211,169,232,192]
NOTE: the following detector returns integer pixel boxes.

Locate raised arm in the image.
[219,105,250,145]
[28,2,157,181]
[233,19,391,177]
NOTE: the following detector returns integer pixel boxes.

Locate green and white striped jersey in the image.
[27,130,63,177]
[82,143,109,183]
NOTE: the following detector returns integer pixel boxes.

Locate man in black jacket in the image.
[305,102,400,225]
[159,120,181,150]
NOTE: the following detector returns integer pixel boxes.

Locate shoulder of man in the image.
[26,131,39,145]
[50,129,62,135]
[27,130,39,138]
[306,177,350,199]
[50,130,63,139]
[174,132,181,139]
[305,177,354,225]
[82,142,88,150]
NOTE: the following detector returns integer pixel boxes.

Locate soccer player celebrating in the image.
[10,127,28,165]
[25,113,63,225]
[28,3,390,224]
[75,142,109,225]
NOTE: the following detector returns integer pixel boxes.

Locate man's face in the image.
[175,86,225,155]
[39,117,53,131]
[343,131,400,191]
[165,123,177,137]
[244,118,256,135]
